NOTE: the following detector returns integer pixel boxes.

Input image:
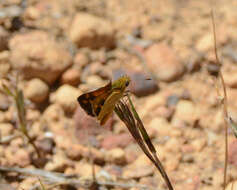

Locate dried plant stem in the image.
[0,166,149,190]
[23,129,41,158]
[211,10,228,189]
[219,71,228,190]
[38,178,47,190]
[2,83,41,158]
[86,129,98,189]
[127,95,173,190]
[115,97,174,190]
[15,89,41,158]
[0,134,20,144]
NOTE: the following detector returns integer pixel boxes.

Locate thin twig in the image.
[0,134,20,144]
[86,127,98,189]
[211,10,228,189]
[0,166,149,190]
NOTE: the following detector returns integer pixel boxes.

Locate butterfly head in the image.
[112,76,130,92]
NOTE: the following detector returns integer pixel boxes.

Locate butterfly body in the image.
[77,76,130,125]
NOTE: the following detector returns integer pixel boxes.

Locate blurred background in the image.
[1,0,237,189]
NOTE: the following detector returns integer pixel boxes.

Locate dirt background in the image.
[1,0,237,190]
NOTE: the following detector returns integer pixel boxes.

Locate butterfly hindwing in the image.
[77,81,112,117]
[98,89,123,124]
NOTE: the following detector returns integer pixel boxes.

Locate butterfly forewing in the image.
[77,81,112,117]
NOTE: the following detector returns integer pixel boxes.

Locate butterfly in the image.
[77,76,130,125]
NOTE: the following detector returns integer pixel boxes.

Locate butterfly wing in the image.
[98,89,124,125]
[77,81,112,117]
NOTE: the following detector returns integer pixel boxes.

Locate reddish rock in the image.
[186,175,201,190]
[43,104,64,123]
[9,31,72,84]
[223,70,237,88]
[18,178,36,190]
[196,33,214,52]
[50,85,81,113]
[113,69,159,97]
[154,106,174,120]
[123,155,153,179]
[73,52,89,68]
[60,68,81,86]
[25,78,49,103]
[172,100,197,127]
[82,147,105,165]
[191,138,206,152]
[74,162,101,178]
[37,137,55,154]
[228,139,237,166]
[85,74,107,88]
[104,164,123,177]
[65,143,105,164]
[225,180,237,190]
[5,147,31,167]
[105,148,127,165]
[24,6,41,20]
[128,72,158,97]
[165,138,181,153]
[0,26,9,51]
[145,43,185,82]
[74,105,113,145]
[139,176,159,189]
[69,13,115,49]
[165,157,180,172]
[0,52,11,78]
[0,123,14,136]
[0,183,16,190]
[0,92,10,111]
[101,133,133,150]
[65,144,84,160]
[149,117,173,137]
[44,151,71,172]
[181,144,194,153]
[196,28,228,53]
[26,109,41,122]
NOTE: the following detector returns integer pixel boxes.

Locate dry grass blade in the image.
[1,80,41,158]
[127,95,173,189]
[2,83,14,97]
[114,97,174,190]
[211,10,229,189]
[38,178,47,190]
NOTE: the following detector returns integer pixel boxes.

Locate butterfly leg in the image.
[123,90,130,97]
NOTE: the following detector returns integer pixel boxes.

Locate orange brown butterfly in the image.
[77,76,130,125]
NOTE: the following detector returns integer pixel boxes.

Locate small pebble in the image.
[60,68,81,86]
[113,69,158,97]
[25,78,49,103]
[50,84,81,113]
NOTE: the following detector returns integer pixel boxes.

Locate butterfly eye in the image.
[125,81,129,87]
